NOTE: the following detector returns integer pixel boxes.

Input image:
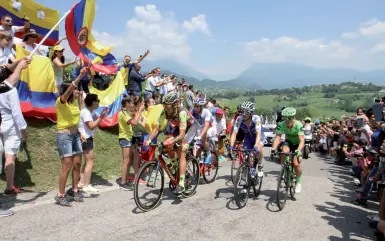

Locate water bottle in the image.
[204,153,212,165]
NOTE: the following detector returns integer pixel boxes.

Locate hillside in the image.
[210,81,382,120]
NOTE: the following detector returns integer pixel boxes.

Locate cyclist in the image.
[229,101,264,178]
[146,92,198,194]
[271,107,305,193]
[191,98,214,162]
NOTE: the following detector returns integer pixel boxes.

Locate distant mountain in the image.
[140,59,209,80]
[236,63,385,89]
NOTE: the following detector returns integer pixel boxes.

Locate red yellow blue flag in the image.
[65,0,118,74]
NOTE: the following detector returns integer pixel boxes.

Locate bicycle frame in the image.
[152,144,180,187]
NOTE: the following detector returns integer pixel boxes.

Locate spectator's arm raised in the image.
[61,68,86,103]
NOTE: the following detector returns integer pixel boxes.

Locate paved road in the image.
[0,148,379,241]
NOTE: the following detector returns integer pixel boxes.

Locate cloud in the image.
[81,4,211,63]
[183,14,212,37]
[242,18,385,70]
[340,32,358,39]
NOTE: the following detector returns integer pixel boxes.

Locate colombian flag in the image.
[15,45,58,121]
[90,69,127,127]
[65,0,118,74]
[0,0,59,46]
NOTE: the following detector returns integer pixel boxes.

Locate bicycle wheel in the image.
[231,152,241,184]
[234,163,251,209]
[134,161,164,212]
[203,152,219,184]
[181,156,200,198]
[276,165,288,211]
[289,168,297,199]
[253,175,263,198]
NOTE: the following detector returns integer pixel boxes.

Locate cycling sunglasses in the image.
[284,116,294,120]
[241,110,253,115]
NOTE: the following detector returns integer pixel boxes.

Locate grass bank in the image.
[0,118,123,192]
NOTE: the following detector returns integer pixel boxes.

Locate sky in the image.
[29,0,385,80]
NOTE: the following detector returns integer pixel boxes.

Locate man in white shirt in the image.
[167,75,177,93]
[0,15,30,62]
[144,68,168,99]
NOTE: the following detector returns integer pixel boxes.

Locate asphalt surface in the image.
[0,148,380,241]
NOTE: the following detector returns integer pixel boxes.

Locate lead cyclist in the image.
[271,107,305,193]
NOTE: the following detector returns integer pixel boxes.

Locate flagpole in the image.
[28,10,72,58]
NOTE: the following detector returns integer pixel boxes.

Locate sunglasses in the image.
[284,116,294,120]
[5,19,12,23]
[164,104,174,109]
[241,110,252,115]
[95,99,100,103]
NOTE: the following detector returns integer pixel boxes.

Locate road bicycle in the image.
[232,149,263,208]
[276,151,297,211]
[133,143,200,212]
[190,139,219,184]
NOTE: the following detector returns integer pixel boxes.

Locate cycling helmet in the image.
[240,101,255,111]
[315,120,320,125]
[162,92,179,105]
[193,98,206,106]
[237,104,242,111]
[281,107,296,117]
[304,117,311,122]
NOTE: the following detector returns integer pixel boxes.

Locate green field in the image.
[216,90,376,118]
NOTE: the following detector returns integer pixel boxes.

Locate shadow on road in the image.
[313,152,376,240]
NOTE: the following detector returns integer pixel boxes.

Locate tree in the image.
[63,65,75,83]
[296,108,312,120]
[324,92,336,98]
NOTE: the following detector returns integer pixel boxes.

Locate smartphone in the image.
[373,103,384,122]
[356,118,364,129]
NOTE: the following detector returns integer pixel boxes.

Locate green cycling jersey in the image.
[276,120,304,145]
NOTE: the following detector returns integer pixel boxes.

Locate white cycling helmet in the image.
[240,101,255,112]
[193,98,206,106]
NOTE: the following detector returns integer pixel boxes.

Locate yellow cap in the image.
[53,45,65,51]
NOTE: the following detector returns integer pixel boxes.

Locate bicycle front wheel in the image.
[276,165,288,211]
[203,152,219,184]
[231,152,242,184]
[134,161,164,212]
[181,156,200,198]
[234,163,251,209]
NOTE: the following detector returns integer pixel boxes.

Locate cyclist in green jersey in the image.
[146,92,198,195]
[271,107,305,193]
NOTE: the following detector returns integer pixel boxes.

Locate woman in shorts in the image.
[55,68,86,206]
[78,93,108,193]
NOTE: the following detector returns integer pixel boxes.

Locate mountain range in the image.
[137,59,385,90]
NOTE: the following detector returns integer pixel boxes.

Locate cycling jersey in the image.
[276,120,304,145]
[191,108,213,126]
[158,108,198,145]
[233,115,264,149]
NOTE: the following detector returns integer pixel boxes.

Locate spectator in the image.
[0,65,29,197]
[0,14,30,62]
[72,59,95,94]
[154,67,167,95]
[166,74,177,93]
[118,51,149,90]
[19,29,44,55]
[51,44,75,92]
[183,84,194,112]
[332,132,349,166]
[54,68,87,207]
[78,93,108,193]
[127,63,150,97]
[118,95,143,190]
[144,69,162,99]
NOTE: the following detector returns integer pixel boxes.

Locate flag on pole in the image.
[65,0,118,74]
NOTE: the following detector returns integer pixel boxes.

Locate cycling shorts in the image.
[283,141,299,152]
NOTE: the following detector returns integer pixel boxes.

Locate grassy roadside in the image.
[0,118,123,192]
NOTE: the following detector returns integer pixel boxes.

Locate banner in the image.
[65,0,118,74]
[15,44,58,121]
[0,0,60,46]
